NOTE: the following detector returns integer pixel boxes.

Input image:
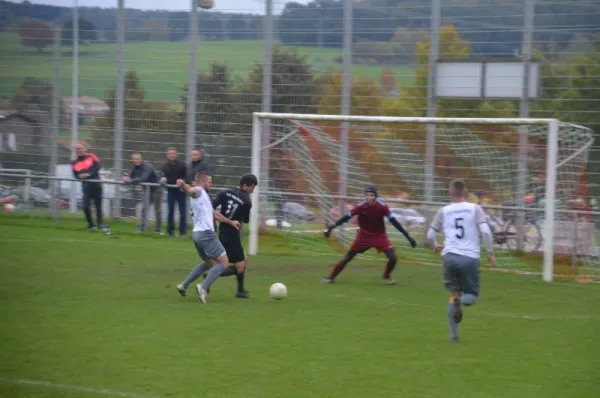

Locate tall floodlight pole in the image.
[69,1,79,213]
[424,0,441,223]
[261,0,273,205]
[49,27,61,205]
[186,0,199,164]
[339,0,352,243]
[516,0,535,251]
[113,0,125,219]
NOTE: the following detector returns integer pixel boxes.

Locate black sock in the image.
[236,272,245,292]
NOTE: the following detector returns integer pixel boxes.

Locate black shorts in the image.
[219,232,245,264]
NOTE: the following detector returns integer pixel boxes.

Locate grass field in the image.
[1,215,599,398]
[0,33,415,102]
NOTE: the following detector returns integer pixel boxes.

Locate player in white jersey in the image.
[175,171,240,304]
[427,179,496,342]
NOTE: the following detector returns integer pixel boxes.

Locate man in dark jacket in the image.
[124,152,162,234]
[160,147,188,237]
[71,142,103,229]
[186,149,210,183]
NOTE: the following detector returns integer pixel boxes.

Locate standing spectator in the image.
[124,152,163,234]
[71,142,103,229]
[160,147,188,237]
[186,148,210,183]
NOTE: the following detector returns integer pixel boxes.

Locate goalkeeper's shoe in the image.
[320,277,334,284]
[452,296,463,324]
[176,284,186,297]
[383,277,397,285]
[235,290,250,299]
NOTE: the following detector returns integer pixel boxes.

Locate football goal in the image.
[248,113,597,283]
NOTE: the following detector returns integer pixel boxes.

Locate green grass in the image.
[0,215,598,397]
[0,33,414,102]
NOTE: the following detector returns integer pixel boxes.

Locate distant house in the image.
[62,96,109,124]
[0,111,51,155]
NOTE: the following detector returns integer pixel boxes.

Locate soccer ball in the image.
[269,282,287,300]
[197,0,214,9]
[3,203,16,213]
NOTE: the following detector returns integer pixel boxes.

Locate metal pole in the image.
[113,0,125,219]
[261,0,273,202]
[50,27,61,219]
[49,27,60,183]
[69,1,79,213]
[249,114,262,256]
[425,0,441,222]
[543,119,559,282]
[339,0,352,244]
[186,0,198,165]
[516,0,535,251]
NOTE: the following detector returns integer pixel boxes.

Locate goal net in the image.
[249,113,597,282]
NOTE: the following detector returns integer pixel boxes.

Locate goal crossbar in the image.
[250,113,563,282]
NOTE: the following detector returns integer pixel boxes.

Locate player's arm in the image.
[324,208,355,238]
[426,208,443,252]
[386,208,417,248]
[213,209,240,230]
[176,179,200,198]
[475,205,496,267]
[242,202,252,224]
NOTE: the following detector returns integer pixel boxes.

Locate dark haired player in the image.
[177,173,257,299]
[427,179,495,342]
[322,186,417,285]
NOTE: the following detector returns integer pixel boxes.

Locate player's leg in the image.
[382,248,398,285]
[459,257,480,307]
[176,231,210,296]
[321,250,360,283]
[442,253,462,342]
[166,190,176,236]
[196,232,229,303]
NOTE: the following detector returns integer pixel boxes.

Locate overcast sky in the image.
[12,0,313,14]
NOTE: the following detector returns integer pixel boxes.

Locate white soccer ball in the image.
[197,0,214,9]
[269,282,287,300]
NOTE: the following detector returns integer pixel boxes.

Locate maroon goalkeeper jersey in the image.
[349,199,391,236]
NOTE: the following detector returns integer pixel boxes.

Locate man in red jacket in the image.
[71,142,103,229]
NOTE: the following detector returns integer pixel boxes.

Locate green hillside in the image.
[0,33,414,102]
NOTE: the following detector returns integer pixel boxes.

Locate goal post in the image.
[250,112,596,283]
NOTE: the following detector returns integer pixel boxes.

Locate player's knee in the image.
[386,251,397,265]
[235,261,245,274]
[461,293,477,306]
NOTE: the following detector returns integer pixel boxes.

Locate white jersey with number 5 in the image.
[431,201,487,259]
[190,187,214,232]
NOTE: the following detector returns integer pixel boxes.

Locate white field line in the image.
[323,293,600,321]
[1,235,599,282]
[2,378,153,398]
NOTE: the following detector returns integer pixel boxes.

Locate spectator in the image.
[160,147,188,237]
[71,142,103,229]
[186,148,210,183]
[124,152,163,235]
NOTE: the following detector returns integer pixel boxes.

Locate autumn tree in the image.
[379,67,396,93]
[317,72,382,116]
[18,19,53,52]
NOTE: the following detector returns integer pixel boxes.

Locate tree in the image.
[18,19,53,52]
[380,67,396,93]
[61,18,97,45]
[92,70,183,167]
[143,19,169,41]
[317,72,382,116]
[11,77,53,113]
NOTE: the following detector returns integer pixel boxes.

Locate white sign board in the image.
[435,61,540,99]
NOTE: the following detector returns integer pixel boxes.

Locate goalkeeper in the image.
[322,186,417,285]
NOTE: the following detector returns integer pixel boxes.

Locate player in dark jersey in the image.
[210,173,256,297]
[322,186,417,285]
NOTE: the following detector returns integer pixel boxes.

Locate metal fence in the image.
[0,0,598,274]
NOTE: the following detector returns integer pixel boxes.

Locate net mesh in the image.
[257,117,598,278]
